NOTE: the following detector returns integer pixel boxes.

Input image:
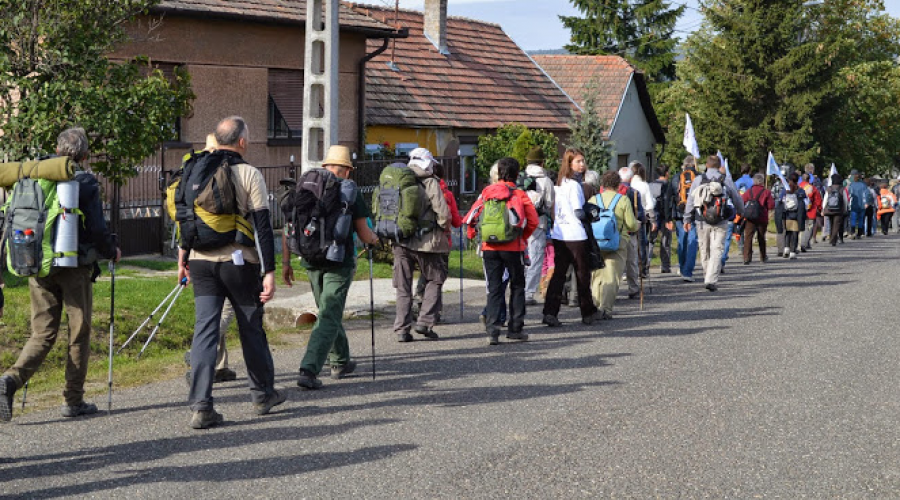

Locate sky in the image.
[384,0,900,52]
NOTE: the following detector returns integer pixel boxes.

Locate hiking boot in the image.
[800,247,807,253]
[597,311,613,321]
[488,334,500,346]
[330,360,357,380]
[542,315,562,327]
[214,368,237,383]
[660,268,672,273]
[682,276,695,282]
[190,409,224,429]
[61,402,98,418]
[506,331,528,341]
[0,375,16,422]
[415,325,439,339]
[255,390,287,416]
[761,256,769,263]
[397,331,414,343]
[524,297,538,306]
[297,370,323,390]
[783,248,790,257]
[705,283,718,292]
[582,313,598,325]
[628,292,639,299]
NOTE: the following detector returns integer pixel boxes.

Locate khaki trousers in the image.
[697,222,727,285]
[591,245,628,314]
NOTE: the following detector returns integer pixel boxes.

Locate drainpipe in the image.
[357,28,409,156]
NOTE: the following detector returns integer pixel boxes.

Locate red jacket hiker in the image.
[464,181,539,252]
[742,185,775,223]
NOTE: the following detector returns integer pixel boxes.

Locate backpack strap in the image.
[609,193,622,211]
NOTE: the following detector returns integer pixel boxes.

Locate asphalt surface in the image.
[2,234,899,498]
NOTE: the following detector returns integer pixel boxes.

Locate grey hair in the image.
[214,116,249,146]
[489,162,500,183]
[56,127,89,162]
[584,169,601,190]
[753,173,765,185]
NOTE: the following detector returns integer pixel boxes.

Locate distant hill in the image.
[527,49,570,56]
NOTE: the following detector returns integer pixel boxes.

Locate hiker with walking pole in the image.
[0,127,120,423]
[282,145,380,391]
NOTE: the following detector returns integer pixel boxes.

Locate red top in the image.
[800,182,822,220]
[742,185,775,223]
[464,181,539,252]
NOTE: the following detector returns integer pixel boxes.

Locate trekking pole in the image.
[138,277,188,358]
[368,245,376,380]
[107,248,116,415]
[117,281,183,354]
[459,224,464,322]
[20,381,27,410]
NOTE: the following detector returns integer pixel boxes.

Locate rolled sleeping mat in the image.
[0,157,76,188]
[54,180,80,268]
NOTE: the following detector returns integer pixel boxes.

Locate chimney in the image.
[423,0,450,55]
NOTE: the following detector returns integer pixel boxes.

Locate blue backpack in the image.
[590,193,622,252]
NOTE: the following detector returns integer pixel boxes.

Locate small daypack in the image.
[373,163,424,241]
[281,168,357,266]
[823,187,844,215]
[173,150,253,251]
[743,186,764,221]
[881,194,892,210]
[589,193,623,252]
[677,170,696,212]
[477,184,526,244]
[784,192,799,212]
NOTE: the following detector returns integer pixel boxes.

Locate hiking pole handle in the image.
[138,278,188,358]
[117,282,182,353]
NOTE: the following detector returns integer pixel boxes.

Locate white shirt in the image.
[631,174,656,224]
[550,177,587,241]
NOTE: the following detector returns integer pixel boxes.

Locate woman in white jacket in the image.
[542,149,599,326]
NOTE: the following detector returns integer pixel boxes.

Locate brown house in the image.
[112,0,402,169]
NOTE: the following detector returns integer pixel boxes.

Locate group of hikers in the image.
[0,117,892,429]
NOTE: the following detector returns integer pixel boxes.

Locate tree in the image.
[0,0,194,187]
[561,0,685,87]
[566,83,613,171]
[657,0,900,175]
[476,124,559,180]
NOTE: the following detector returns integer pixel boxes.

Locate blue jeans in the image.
[720,221,734,268]
[674,220,698,278]
[850,209,865,231]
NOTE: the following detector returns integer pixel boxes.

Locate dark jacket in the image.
[74,170,117,264]
[649,179,672,223]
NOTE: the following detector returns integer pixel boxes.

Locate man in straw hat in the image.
[284,145,379,390]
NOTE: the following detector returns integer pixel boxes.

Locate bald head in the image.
[214,116,249,152]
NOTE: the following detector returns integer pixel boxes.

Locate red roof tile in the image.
[354,5,576,131]
[155,0,394,33]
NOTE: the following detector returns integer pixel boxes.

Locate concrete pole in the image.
[302,0,340,172]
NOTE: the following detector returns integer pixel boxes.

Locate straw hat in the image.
[323,145,353,169]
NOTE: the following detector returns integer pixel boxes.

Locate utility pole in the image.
[302,0,340,172]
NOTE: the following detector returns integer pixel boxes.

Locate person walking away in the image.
[671,156,699,282]
[284,145,380,389]
[177,116,283,429]
[519,146,555,306]
[890,179,900,234]
[618,165,646,299]
[876,180,896,235]
[465,158,538,345]
[387,148,451,342]
[780,173,808,259]
[799,173,822,252]
[683,155,744,291]
[0,127,120,422]
[542,149,599,326]
[771,171,787,252]
[734,164,754,194]
[866,179,878,236]
[822,174,850,246]
[589,171,637,319]
[847,170,871,239]
[630,162,657,279]
[648,166,673,273]
[741,173,775,264]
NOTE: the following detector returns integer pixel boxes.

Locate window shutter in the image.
[268,69,304,133]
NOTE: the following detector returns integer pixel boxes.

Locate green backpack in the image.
[478,185,525,244]
[3,178,80,277]
[373,163,424,240]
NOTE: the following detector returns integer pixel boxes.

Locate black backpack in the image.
[743,186,764,221]
[822,186,844,215]
[281,168,357,266]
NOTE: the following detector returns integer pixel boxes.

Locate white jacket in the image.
[550,177,587,241]
[631,174,657,226]
[524,163,555,229]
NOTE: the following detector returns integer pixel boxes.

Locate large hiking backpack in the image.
[477,184,526,244]
[677,170,696,212]
[172,150,254,251]
[3,177,80,277]
[281,168,357,266]
[373,163,423,241]
[589,193,623,252]
[822,187,844,215]
[698,177,730,225]
[743,186,764,221]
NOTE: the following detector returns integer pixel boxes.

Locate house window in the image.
[395,142,418,158]
[617,154,629,170]
[268,69,304,143]
[459,144,477,194]
[148,62,183,143]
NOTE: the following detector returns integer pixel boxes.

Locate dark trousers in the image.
[866,206,876,235]
[649,224,672,272]
[483,250,526,336]
[785,231,799,253]
[880,213,892,235]
[742,219,767,263]
[827,215,845,245]
[543,240,597,320]
[188,260,276,412]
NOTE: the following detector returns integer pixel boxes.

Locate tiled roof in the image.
[532,55,665,143]
[355,5,577,131]
[154,0,394,33]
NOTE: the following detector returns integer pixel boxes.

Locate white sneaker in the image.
[682,276,695,282]
[789,252,797,259]
[783,248,790,257]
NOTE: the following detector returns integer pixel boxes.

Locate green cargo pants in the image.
[3,266,93,406]
[299,265,354,375]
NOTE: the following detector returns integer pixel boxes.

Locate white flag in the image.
[717,150,732,180]
[767,152,789,189]
[683,113,700,160]
[828,163,837,186]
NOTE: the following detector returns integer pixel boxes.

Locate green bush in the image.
[476,123,559,180]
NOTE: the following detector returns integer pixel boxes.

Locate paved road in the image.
[2,235,899,498]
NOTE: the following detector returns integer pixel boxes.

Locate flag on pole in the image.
[683,113,700,160]
[828,163,837,186]
[717,150,732,180]
[767,152,789,189]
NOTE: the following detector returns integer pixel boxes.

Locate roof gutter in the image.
[357,27,409,154]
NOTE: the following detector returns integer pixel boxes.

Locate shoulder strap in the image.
[593,194,606,210]
[610,193,622,210]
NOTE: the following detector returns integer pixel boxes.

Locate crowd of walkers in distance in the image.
[2,118,891,429]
